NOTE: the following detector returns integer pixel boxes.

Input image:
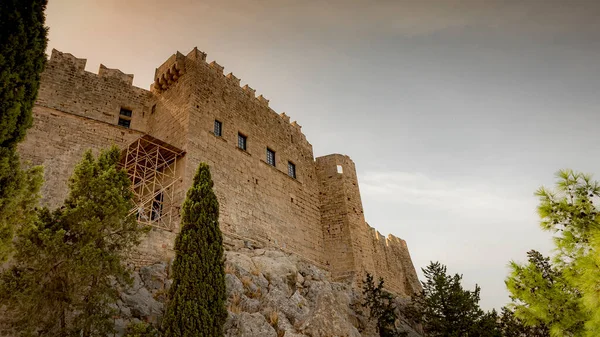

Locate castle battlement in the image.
[152,48,308,138]
[19,48,421,297]
[49,49,87,71]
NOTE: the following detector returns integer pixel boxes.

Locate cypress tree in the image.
[0,0,48,261]
[0,0,47,147]
[163,163,227,337]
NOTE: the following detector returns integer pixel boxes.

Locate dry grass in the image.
[228,293,242,314]
[224,263,236,275]
[246,287,262,299]
[268,310,279,327]
[241,275,253,289]
[250,264,261,276]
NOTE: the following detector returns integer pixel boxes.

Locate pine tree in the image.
[163,163,227,337]
[362,273,407,337]
[408,261,499,337]
[506,170,600,336]
[0,146,147,337]
[498,306,550,337]
[0,0,48,261]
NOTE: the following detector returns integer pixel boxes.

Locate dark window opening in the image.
[120,108,133,117]
[151,192,164,221]
[119,107,132,128]
[151,104,156,114]
[288,161,296,179]
[238,133,247,151]
[214,120,222,136]
[267,148,276,166]
[118,118,131,128]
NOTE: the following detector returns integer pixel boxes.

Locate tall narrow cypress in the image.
[163,163,227,337]
[0,0,48,147]
[0,0,48,262]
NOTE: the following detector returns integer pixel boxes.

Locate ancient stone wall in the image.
[18,106,142,208]
[18,48,421,297]
[316,154,421,295]
[316,154,360,280]
[38,50,153,132]
[150,49,325,265]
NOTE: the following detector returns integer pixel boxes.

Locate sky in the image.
[45,0,600,310]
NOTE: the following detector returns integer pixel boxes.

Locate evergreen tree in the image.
[498,306,550,337]
[0,0,48,261]
[362,273,407,337]
[506,170,600,336]
[162,163,227,337]
[408,261,499,337]
[0,147,146,337]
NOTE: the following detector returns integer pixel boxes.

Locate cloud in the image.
[359,170,554,309]
[360,170,537,221]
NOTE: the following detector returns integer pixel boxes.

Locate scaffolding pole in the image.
[119,135,185,231]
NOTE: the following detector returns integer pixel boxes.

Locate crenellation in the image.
[209,60,224,74]
[257,94,269,107]
[242,84,256,97]
[280,112,290,123]
[226,72,241,85]
[98,64,134,85]
[50,49,87,71]
[186,47,207,62]
[19,48,421,298]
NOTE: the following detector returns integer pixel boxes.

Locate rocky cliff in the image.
[114,236,422,337]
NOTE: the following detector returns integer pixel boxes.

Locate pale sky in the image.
[44,0,600,310]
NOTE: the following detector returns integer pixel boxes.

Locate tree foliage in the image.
[409,261,500,337]
[498,306,550,337]
[0,147,147,337]
[0,0,47,147]
[362,273,407,337]
[162,163,227,337]
[0,0,48,262]
[506,170,600,336]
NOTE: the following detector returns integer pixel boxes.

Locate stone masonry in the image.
[17,48,421,296]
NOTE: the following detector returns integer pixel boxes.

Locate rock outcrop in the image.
[114,237,422,337]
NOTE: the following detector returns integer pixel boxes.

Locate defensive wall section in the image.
[17,48,421,296]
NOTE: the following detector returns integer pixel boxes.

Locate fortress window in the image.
[288,161,296,179]
[120,108,133,118]
[118,118,131,128]
[118,107,132,129]
[238,133,247,151]
[214,120,222,137]
[266,148,276,167]
[337,165,343,174]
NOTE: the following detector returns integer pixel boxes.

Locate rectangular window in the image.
[266,148,276,166]
[214,120,222,137]
[288,161,296,179]
[118,107,132,128]
[238,133,247,151]
[118,118,131,128]
[119,108,133,117]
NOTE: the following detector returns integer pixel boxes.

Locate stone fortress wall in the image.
[17,48,421,296]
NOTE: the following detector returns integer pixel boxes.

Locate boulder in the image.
[225,312,277,337]
[139,262,168,292]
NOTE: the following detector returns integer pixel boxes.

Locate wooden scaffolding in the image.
[120,135,185,231]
